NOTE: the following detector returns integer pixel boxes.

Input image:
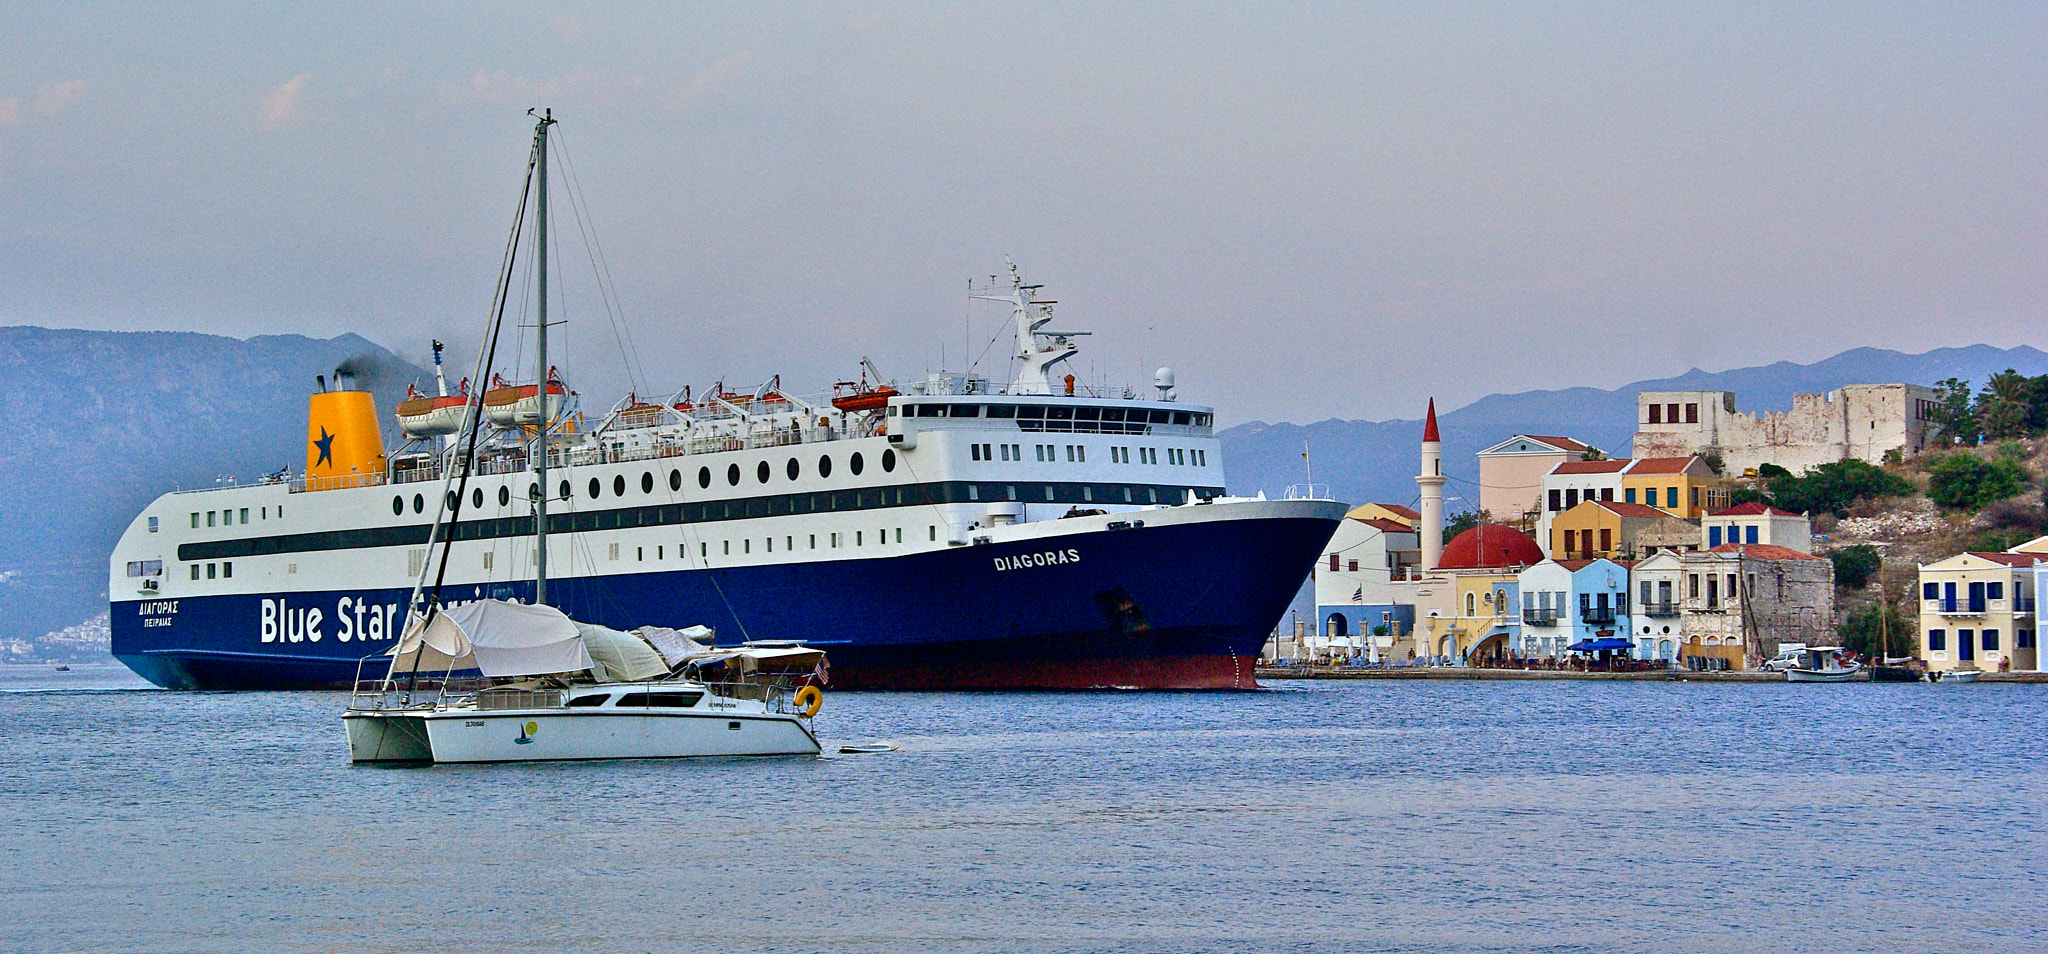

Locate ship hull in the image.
[113,501,1341,691]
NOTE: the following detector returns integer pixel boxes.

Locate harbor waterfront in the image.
[4,664,2042,953]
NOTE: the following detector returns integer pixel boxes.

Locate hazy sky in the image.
[3,3,2042,424]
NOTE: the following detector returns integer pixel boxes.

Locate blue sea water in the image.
[1,664,2043,954]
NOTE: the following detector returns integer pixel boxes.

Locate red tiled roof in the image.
[1707,543,1822,561]
[1966,551,2044,567]
[1522,435,1589,452]
[1436,523,1545,570]
[1624,457,1702,475]
[1708,502,1803,517]
[1551,459,1631,475]
[1360,517,1416,533]
[1422,398,1440,443]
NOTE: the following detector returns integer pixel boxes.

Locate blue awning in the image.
[1569,637,1634,652]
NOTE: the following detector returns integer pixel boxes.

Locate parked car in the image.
[1761,644,1810,671]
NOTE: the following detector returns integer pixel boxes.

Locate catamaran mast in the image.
[532,108,555,606]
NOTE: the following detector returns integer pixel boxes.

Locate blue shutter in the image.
[1708,526,1723,547]
[1745,525,1758,544]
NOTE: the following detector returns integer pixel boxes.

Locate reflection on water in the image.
[1,674,2042,953]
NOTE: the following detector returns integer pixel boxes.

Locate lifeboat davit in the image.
[484,368,570,426]
[831,385,898,413]
[396,383,470,437]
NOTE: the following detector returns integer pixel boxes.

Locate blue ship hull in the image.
[113,508,1339,690]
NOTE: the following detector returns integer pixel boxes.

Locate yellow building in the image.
[1347,502,1419,529]
[1915,552,2041,673]
[1407,523,1546,663]
[1619,456,1729,519]
[1549,500,1695,561]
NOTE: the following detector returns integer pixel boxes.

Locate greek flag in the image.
[1351,586,1363,603]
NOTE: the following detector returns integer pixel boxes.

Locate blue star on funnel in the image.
[313,427,336,467]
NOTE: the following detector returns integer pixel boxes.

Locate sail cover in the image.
[637,625,713,668]
[576,622,671,682]
[387,600,594,677]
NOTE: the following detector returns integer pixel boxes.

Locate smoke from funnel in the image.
[330,353,398,390]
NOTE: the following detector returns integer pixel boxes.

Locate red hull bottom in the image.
[829,654,1259,691]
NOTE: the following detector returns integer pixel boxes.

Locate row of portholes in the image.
[697,449,896,489]
[390,448,904,515]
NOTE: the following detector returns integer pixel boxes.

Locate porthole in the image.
[642,472,654,494]
[698,467,711,489]
[669,469,681,492]
[727,463,741,486]
[787,458,800,480]
[588,478,601,499]
[757,461,771,484]
[412,494,424,514]
[392,496,404,516]
[559,480,571,500]
[614,474,626,497]
[849,452,865,476]
[818,455,833,478]
[882,449,896,472]
[471,488,484,509]
[499,486,511,507]
[446,491,459,510]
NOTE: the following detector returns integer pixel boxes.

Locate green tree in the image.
[1827,545,1883,590]
[1838,604,1916,659]
[1930,377,1980,447]
[1444,509,1492,538]
[1727,485,1772,508]
[1926,453,2029,511]
[1767,459,1913,517]
[1975,369,2038,440]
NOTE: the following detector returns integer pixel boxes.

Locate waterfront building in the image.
[1617,456,1730,519]
[1701,503,1813,552]
[1408,524,1543,663]
[1629,550,1686,662]
[1535,459,1632,556]
[1633,385,1944,475]
[1515,558,1633,659]
[1549,500,1699,561]
[1313,506,1420,661]
[1476,435,1591,531]
[1917,552,2041,673]
[1677,544,1833,670]
[1350,502,1418,529]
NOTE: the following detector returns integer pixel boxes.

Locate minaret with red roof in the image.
[1417,398,1445,569]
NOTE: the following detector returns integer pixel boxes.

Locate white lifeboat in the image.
[396,382,470,437]
[483,368,570,426]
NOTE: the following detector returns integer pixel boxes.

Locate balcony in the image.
[1522,608,1560,627]
[1934,601,1987,617]
[1642,601,1680,618]
[1582,607,1617,625]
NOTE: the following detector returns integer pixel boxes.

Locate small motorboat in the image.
[1931,668,1982,684]
[839,742,901,754]
[1783,646,1863,683]
[52,664,70,672]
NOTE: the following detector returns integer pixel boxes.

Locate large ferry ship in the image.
[108,116,1343,691]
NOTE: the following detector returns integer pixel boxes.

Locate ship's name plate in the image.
[993,548,1082,572]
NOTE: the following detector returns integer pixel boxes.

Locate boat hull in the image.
[1784,664,1862,683]
[345,708,819,763]
[114,501,1342,691]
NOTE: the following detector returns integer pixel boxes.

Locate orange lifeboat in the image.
[831,384,898,413]
[616,393,668,428]
[484,368,570,426]
[396,382,470,437]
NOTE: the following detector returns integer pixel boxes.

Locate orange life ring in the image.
[795,685,824,718]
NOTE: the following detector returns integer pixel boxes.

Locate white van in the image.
[1761,643,1810,671]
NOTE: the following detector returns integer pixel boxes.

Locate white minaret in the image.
[1417,398,1445,569]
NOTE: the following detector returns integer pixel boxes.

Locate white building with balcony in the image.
[1919,552,2042,673]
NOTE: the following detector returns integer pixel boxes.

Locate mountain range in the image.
[3,326,2043,653]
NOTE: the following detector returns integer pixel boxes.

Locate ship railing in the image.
[291,472,388,493]
[1284,484,1331,500]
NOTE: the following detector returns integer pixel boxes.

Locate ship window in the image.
[588,478,601,499]
[948,404,979,417]
[882,449,896,472]
[787,458,800,480]
[698,466,711,489]
[392,496,404,516]
[472,488,484,509]
[613,475,626,496]
[726,464,740,486]
[819,455,832,478]
[499,486,511,506]
[559,480,570,500]
[1173,412,1190,425]
[670,469,682,492]
[1151,410,1173,424]
[1100,407,1125,422]
[206,563,216,580]
[613,691,705,708]
[723,541,730,555]
[1122,487,1133,502]
[191,564,200,580]
[850,453,865,475]
[206,511,216,528]
[1083,486,1093,502]
[967,485,979,501]
[148,516,159,533]
[190,513,200,529]
[1148,488,1158,503]
[1044,485,1056,501]
[222,561,232,579]
[987,405,1016,418]
[413,494,425,514]
[446,491,459,511]
[1016,405,1045,420]
[1075,406,1100,421]
[566,694,612,708]
[1046,406,1073,420]
[856,531,863,546]
[239,508,249,524]
[748,461,765,484]
[642,472,655,494]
